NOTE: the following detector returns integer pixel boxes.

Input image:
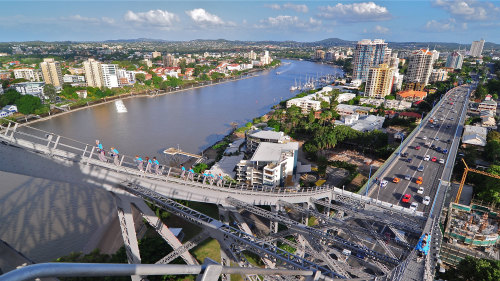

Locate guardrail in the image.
[359,87,458,197]
[0,117,333,198]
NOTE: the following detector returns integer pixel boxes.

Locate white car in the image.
[410,202,419,211]
[417,186,425,194]
[424,155,430,161]
[423,196,431,206]
[439,158,445,164]
[422,136,428,140]
[380,180,388,187]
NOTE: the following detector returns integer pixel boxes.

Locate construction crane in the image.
[455,158,500,203]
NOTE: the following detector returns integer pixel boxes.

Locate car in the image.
[404,174,411,180]
[380,180,388,187]
[443,149,448,154]
[431,157,437,162]
[450,102,454,105]
[451,117,454,120]
[410,202,419,211]
[424,155,430,161]
[422,136,428,140]
[417,165,425,172]
[417,186,425,194]
[430,125,435,128]
[458,152,465,157]
[435,137,439,141]
[436,147,442,153]
[423,196,431,206]
[393,177,400,183]
[431,144,436,149]
[416,177,423,184]
[402,194,411,203]
[407,158,413,163]
[415,145,421,150]
[401,152,408,158]
[447,139,452,144]
[439,158,445,164]
[447,125,451,129]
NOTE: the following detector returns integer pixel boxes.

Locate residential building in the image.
[117,69,136,86]
[397,90,427,102]
[462,125,487,147]
[446,51,464,69]
[334,114,385,132]
[286,92,330,114]
[429,68,449,83]
[392,72,404,91]
[63,74,85,84]
[0,105,17,118]
[101,64,119,88]
[359,98,384,107]
[142,59,152,68]
[315,49,325,60]
[335,104,374,116]
[406,49,435,86]
[152,51,162,58]
[480,111,496,128]
[478,99,497,113]
[83,58,104,88]
[163,54,178,67]
[13,68,42,82]
[384,99,412,110]
[0,72,10,80]
[236,142,299,187]
[365,63,395,98]
[336,93,356,103]
[40,58,63,87]
[352,39,390,82]
[469,39,485,57]
[10,82,45,98]
[246,130,291,153]
[260,50,272,65]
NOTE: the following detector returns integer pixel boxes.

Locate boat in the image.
[115,100,128,113]
[290,79,298,91]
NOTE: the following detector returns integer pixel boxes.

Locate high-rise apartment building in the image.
[163,54,177,67]
[469,39,485,57]
[445,51,464,69]
[101,64,119,88]
[260,50,272,65]
[83,59,104,88]
[315,49,325,60]
[13,68,42,82]
[365,64,395,98]
[40,58,63,87]
[406,49,435,86]
[352,39,390,82]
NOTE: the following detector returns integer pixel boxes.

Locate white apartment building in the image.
[13,68,42,82]
[246,130,291,153]
[83,58,104,88]
[406,49,435,86]
[260,50,272,65]
[101,64,119,88]
[384,99,412,110]
[117,69,136,86]
[236,142,298,187]
[63,74,85,84]
[469,39,485,57]
[336,104,374,116]
[429,69,449,83]
[286,93,330,114]
[336,93,356,103]
[334,114,385,132]
[392,72,404,91]
[10,82,45,99]
[478,100,497,113]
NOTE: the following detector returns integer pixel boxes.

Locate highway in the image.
[369,85,471,214]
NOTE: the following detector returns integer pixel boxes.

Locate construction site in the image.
[440,200,500,266]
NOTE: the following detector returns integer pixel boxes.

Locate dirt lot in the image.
[321,148,384,176]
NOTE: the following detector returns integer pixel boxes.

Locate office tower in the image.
[469,39,485,57]
[40,58,63,87]
[406,49,435,86]
[445,51,464,69]
[365,64,395,98]
[83,59,104,88]
[101,64,119,88]
[352,39,391,82]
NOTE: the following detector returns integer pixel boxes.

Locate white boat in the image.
[115,100,128,113]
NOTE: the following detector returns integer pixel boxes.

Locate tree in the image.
[438,256,500,281]
[43,84,57,103]
[135,73,146,83]
[16,94,42,114]
[0,89,21,107]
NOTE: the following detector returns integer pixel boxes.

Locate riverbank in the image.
[12,65,278,127]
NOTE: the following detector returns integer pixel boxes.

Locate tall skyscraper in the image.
[40,58,63,87]
[83,58,104,88]
[445,51,464,69]
[365,64,395,98]
[406,49,435,86]
[101,64,119,88]
[469,39,485,57]
[352,39,390,82]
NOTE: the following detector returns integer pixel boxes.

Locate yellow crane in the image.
[455,158,500,203]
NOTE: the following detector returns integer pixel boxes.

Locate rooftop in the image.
[251,142,299,163]
[248,130,286,141]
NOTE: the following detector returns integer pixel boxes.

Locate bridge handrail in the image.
[0,117,334,196]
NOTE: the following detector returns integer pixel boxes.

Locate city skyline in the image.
[0,1,499,44]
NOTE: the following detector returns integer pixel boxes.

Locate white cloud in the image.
[124,10,179,28]
[424,18,457,32]
[256,15,321,31]
[266,3,308,13]
[434,0,499,21]
[373,25,389,34]
[318,2,391,22]
[63,15,115,24]
[266,4,281,10]
[186,8,224,25]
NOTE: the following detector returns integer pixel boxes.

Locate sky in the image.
[0,0,499,44]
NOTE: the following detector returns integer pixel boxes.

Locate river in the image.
[30,60,343,157]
